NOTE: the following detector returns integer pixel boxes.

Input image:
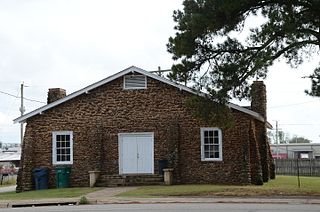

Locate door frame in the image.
[118,132,154,175]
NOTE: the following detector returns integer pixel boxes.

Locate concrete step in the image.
[95,174,164,187]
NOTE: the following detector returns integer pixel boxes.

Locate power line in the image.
[23,97,45,104]
[269,100,319,109]
[280,123,320,126]
[0,90,45,104]
[0,140,20,144]
[0,90,18,98]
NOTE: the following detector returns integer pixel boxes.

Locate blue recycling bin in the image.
[33,167,49,190]
[158,160,168,176]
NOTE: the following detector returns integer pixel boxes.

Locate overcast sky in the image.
[0,0,319,144]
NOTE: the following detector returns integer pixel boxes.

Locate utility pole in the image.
[19,83,25,145]
[276,120,279,159]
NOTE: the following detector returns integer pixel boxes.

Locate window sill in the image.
[201,158,223,162]
[53,162,73,165]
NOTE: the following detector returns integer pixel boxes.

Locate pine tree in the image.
[168,0,320,101]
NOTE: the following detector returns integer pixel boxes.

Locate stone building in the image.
[14,66,274,192]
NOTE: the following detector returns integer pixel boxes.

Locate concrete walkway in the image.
[86,187,138,200]
[0,186,320,208]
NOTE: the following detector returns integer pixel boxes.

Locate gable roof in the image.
[14,66,266,124]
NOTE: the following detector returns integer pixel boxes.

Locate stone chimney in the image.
[47,88,66,104]
[251,81,267,119]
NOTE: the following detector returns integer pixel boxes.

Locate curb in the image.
[1,196,320,208]
[86,196,320,205]
[0,198,79,208]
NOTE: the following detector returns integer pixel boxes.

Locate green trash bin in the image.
[55,167,71,188]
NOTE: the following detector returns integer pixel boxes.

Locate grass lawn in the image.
[118,175,320,197]
[0,187,101,200]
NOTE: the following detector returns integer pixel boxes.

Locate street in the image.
[3,203,320,212]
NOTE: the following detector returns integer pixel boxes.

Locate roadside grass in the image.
[0,187,101,200]
[118,175,320,197]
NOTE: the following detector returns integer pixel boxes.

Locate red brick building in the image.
[14,66,274,192]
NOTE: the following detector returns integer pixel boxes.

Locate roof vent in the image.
[124,75,147,89]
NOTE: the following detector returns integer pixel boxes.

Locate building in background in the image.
[271,143,320,159]
[0,143,21,170]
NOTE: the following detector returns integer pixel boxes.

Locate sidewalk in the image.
[0,185,16,193]
[0,186,320,208]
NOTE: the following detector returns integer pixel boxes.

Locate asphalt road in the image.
[3,203,320,212]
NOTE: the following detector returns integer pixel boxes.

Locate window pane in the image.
[208,137,213,144]
[62,155,66,161]
[214,145,219,152]
[214,152,220,158]
[205,152,210,158]
[204,145,209,151]
[214,130,219,137]
[66,135,70,141]
[61,135,65,141]
[204,137,209,144]
[204,131,208,137]
[209,152,214,158]
[208,145,213,152]
[56,135,61,141]
[66,141,70,147]
[57,142,61,148]
[66,155,70,161]
[214,137,219,144]
[208,131,213,137]
[57,155,61,161]
[66,148,70,155]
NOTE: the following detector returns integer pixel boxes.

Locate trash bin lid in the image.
[55,166,71,173]
[33,167,49,173]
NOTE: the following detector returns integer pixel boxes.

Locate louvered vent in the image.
[124,75,147,89]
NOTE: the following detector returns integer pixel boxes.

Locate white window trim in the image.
[200,127,223,161]
[52,131,73,165]
[123,75,147,90]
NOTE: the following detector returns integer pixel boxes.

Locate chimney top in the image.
[47,88,66,104]
[251,81,267,119]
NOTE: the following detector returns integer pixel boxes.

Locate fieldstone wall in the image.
[16,124,35,192]
[177,110,254,185]
[250,81,274,182]
[249,121,263,185]
[17,75,271,191]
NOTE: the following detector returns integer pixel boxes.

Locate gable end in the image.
[13,66,268,124]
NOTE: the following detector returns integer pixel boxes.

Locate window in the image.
[123,75,147,89]
[201,128,222,161]
[52,131,73,165]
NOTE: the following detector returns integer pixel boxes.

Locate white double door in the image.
[119,133,154,174]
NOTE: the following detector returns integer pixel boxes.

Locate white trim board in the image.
[13,66,267,124]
